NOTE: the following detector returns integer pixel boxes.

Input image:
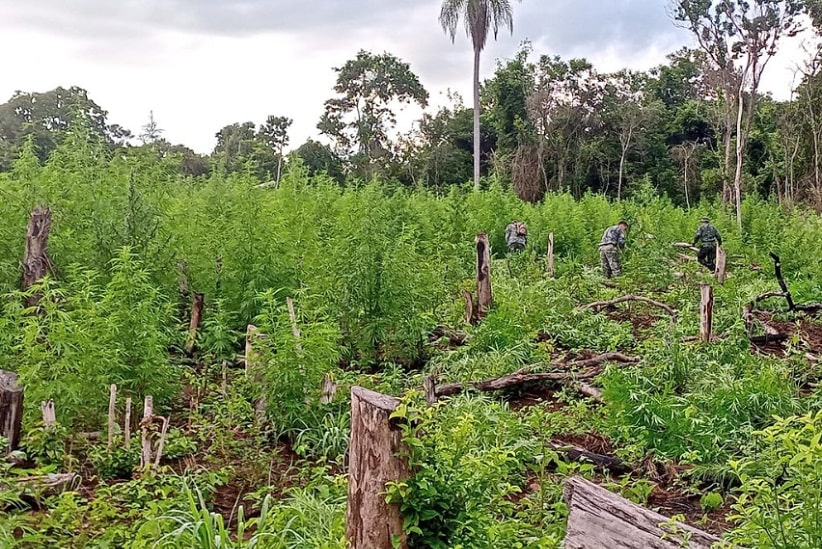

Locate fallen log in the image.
[672,242,699,253]
[580,295,677,324]
[433,353,639,398]
[568,381,603,402]
[3,473,80,500]
[548,442,630,475]
[563,476,725,549]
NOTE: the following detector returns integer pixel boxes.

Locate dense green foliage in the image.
[0,130,821,547]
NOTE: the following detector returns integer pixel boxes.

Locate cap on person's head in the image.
[618,220,629,228]
[700,217,710,223]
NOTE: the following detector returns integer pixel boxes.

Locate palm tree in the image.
[440,0,519,190]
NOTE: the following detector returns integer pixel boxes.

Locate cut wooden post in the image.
[714,245,727,284]
[320,373,337,404]
[346,387,409,549]
[184,293,204,355]
[0,370,24,452]
[423,375,437,406]
[546,232,555,277]
[107,384,117,448]
[475,232,492,319]
[40,400,56,427]
[21,205,53,308]
[563,476,723,549]
[141,396,153,468]
[462,290,475,325]
[124,397,132,447]
[699,285,714,343]
[153,416,170,467]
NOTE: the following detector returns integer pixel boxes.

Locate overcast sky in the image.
[0,1,816,154]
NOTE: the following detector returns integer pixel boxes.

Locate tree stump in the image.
[475,233,492,319]
[546,232,555,277]
[715,245,727,284]
[21,205,53,308]
[0,370,23,452]
[563,476,724,548]
[346,387,410,549]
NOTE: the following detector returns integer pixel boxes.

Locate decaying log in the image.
[0,370,23,452]
[581,295,677,324]
[428,325,468,347]
[769,253,796,311]
[346,387,409,549]
[423,375,437,406]
[563,476,724,549]
[21,206,53,308]
[433,353,640,398]
[548,442,630,475]
[40,400,56,426]
[699,285,713,343]
[475,233,492,319]
[569,381,603,403]
[184,293,205,355]
[3,473,79,500]
[546,232,555,277]
[672,242,699,252]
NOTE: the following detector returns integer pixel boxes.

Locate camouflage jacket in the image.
[599,225,626,249]
[505,223,527,247]
[693,224,722,247]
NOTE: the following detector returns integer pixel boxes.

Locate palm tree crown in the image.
[439,0,515,50]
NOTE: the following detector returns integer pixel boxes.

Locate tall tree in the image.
[318,50,428,180]
[259,115,293,185]
[673,0,805,228]
[139,111,164,145]
[439,0,520,189]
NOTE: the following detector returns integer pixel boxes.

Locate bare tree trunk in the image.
[346,387,409,549]
[472,46,482,190]
[22,206,52,308]
[475,233,492,318]
[546,233,555,278]
[107,384,117,448]
[0,370,23,452]
[700,285,714,343]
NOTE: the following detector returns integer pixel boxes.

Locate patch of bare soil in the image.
[607,309,660,340]
[751,311,822,358]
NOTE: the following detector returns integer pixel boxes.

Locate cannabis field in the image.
[1,143,822,548]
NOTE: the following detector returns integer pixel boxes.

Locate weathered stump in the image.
[715,245,727,284]
[700,285,714,343]
[546,232,555,277]
[346,387,409,549]
[0,370,23,451]
[21,205,52,308]
[563,476,724,549]
[475,233,492,319]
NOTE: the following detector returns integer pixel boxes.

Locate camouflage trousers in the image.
[600,244,621,278]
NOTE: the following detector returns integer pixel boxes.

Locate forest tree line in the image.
[1,1,821,209]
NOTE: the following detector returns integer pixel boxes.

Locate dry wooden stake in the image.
[0,370,24,452]
[141,396,153,468]
[21,206,53,309]
[699,285,714,343]
[124,397,132,447]
[184,293,204,355]
[715,245,727,283]
[546,232,555,277]
[107,384,117,448]
[475,232,492,319]
[41,400,56,427]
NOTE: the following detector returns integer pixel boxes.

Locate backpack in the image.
[514,222,527,237]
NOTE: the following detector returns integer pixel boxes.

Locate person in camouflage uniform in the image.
[693,217,722,271]
[505,221,528,252]
[599,220,628,278]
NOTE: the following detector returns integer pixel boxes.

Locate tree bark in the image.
[140,396,153,468]
[346,387,409,549]
[546,233,555,277]
[563,477,723,549]
[769,253,795,311]
[715,245,727,284]
[548,442,630,475]
[475,233,492,318]
[21,205,53,308]
[699,285,713,343]
[0,370,23,452]
[107,384,117,448]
